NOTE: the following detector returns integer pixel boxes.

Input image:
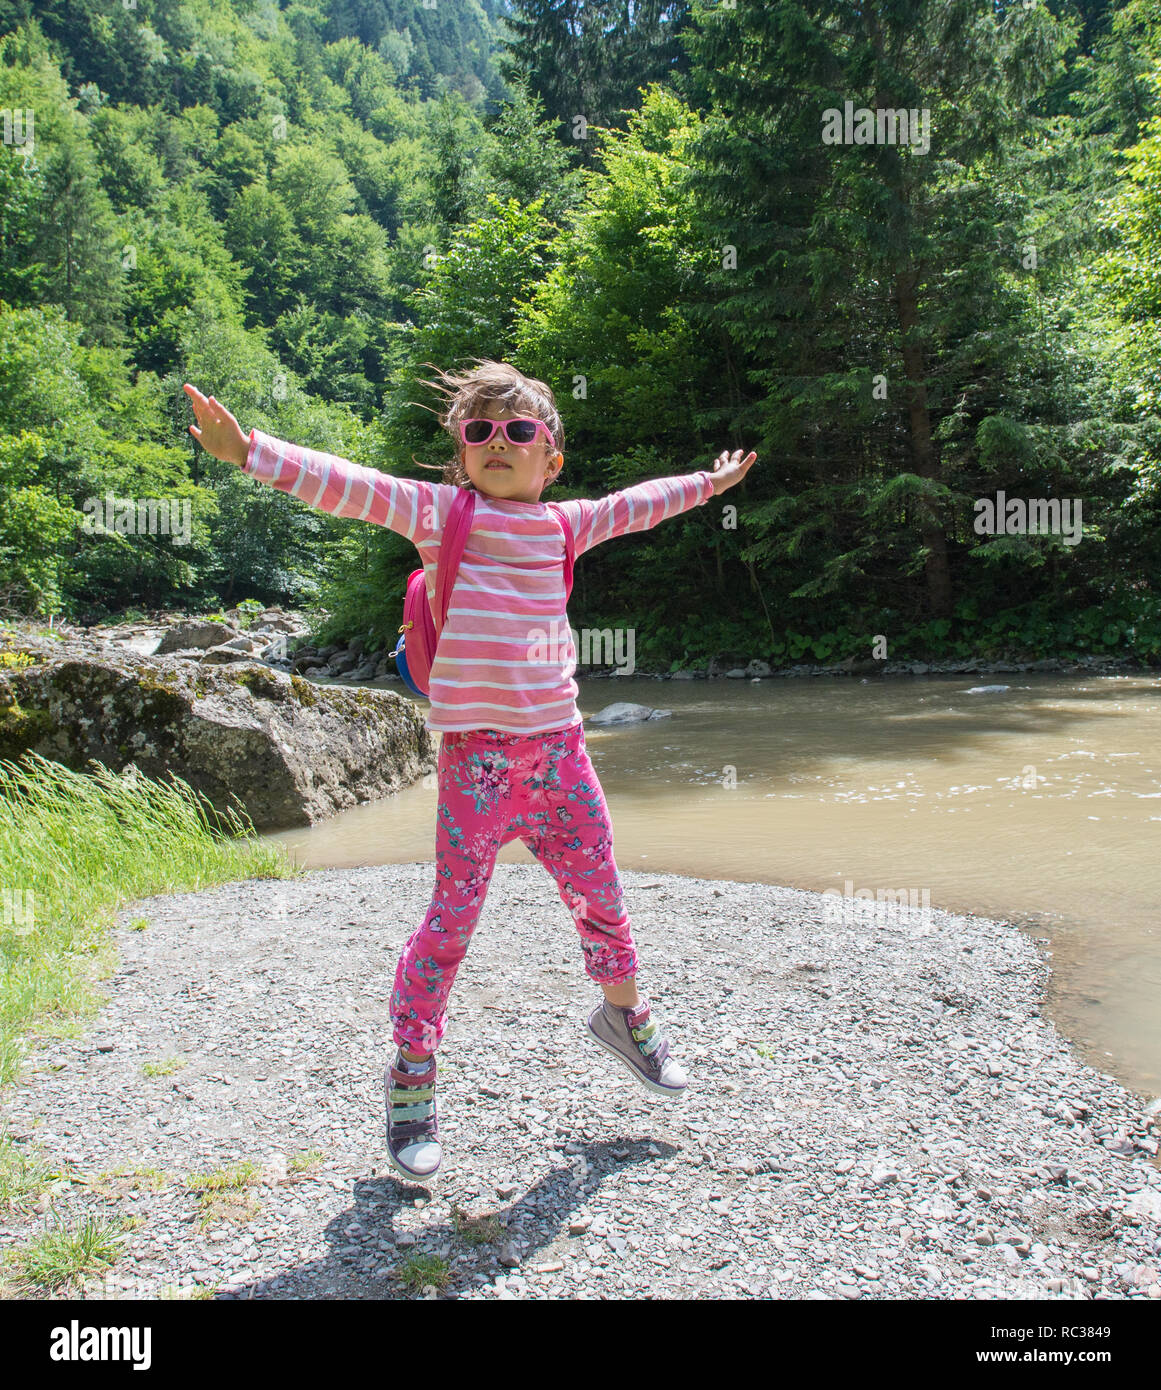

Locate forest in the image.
[1,0,1160,671]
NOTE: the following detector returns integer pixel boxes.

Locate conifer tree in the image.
[499,0,690,155]
[681,0,1085,621]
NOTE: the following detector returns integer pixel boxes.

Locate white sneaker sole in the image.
[386,1140,442,1182]
[585,1021,689,1098]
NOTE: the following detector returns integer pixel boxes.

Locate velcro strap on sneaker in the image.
[390,1098,434,1122]
[391,1117,439,1141]
[390,1062,435,1086]
[389,1083,434,1105]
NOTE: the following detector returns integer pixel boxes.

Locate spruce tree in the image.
[499,0,691,157]
[680,0,1091,625]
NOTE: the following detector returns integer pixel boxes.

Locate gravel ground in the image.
[2,863,1160,1302]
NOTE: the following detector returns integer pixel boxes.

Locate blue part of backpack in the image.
[392,631,425,698]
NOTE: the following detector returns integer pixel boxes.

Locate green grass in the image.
[184,1160,264,1231]
[0,1131,58,1213]
[142,1057,186,1077]
[158,1280,218,1299]
[287,1149,325,1175]
[0,748,305,1093]
[90,1165,170,1197]
[1,1211,127,1296]
[451,1204,504,1246]
[396,1251,452,1293]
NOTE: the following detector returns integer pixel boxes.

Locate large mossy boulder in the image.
[0,629,432,830]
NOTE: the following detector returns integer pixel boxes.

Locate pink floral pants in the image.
[390,720,638,1054]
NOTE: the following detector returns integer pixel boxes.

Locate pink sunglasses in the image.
[459,417,556,448]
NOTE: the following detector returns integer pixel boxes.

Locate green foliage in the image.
[500,1,693,161]
[0,0,1155,671]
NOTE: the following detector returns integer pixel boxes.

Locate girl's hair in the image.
[410,359,565,490]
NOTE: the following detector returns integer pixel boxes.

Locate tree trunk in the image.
[865,27,953,622]
[894,264,951,619]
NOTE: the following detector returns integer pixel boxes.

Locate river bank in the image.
[2,863,1158,1301]
[8,612,1149,684]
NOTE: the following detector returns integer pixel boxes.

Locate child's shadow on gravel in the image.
[243,1137,681,1300]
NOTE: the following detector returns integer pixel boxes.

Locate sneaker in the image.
[585,996,688,1097]
[385,1050,442,1181]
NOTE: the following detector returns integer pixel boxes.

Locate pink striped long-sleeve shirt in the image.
[242,429,717,733]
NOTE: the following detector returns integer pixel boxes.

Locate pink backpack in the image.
[392,488,576,698]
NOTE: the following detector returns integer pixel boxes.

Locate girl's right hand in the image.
[184,384,249,468]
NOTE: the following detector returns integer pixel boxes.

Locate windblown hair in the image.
[410,359,565,490]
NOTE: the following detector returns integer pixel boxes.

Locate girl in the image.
[184,362,757,1182]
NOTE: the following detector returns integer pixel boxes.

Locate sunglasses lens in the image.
[463,421,492,444]
[506,420,539,444]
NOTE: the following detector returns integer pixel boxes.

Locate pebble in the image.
[2,864,1158,1302]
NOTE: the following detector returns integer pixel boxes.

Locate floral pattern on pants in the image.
[391,720,637,1054]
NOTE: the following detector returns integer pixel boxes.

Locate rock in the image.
[0,628,431,830]
[156,620,236,654]
[587,703,671,725]
[350,660,379,683]
[670,670,697,680]
[708,652,752,677]
[84,609,316,669]
[251,610,305,635]
[200,646,264,666]
[964,685,1011,694]
[745,660,772,677]
[1124,1189,1161,1223]
[924,1194,958,1221]
[725,668,747,678]
[839,656,883,676]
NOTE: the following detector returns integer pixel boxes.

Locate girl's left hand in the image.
[708,448,758,495]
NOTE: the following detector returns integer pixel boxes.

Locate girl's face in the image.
[460,404,562,503]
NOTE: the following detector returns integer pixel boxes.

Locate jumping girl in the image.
[184,362,757,1181]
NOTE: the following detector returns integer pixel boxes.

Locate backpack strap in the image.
[432,488,476,637]
[546,502,576,599]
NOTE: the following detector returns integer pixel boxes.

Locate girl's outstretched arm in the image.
[554,447,758,556]
[183,383,446,545]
